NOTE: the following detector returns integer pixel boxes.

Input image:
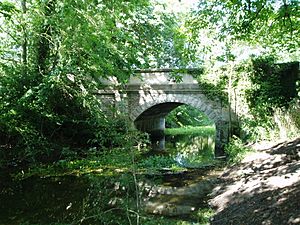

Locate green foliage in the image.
[0,1,17,18]
[166,105,214,128]
[0,67,137,167]
[194,208,215,224]
[272,101,300,139]
[225,136,251,164]
[138,155,177,171]
[146,11,191,68]
[0,0,187,168]
[246,56,285,114]
[192,53,300,142]
[75,173,140,225]
[288,100,300,129]
[192,0,300,52]
[165,126,216,168]
[197,79,229,104]
[193,67,229,105]
[13,142,149,180]
[237,56,300,140]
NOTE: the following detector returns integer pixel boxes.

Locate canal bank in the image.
[0,126,221,225]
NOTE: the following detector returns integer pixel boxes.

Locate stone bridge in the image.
[98,69,237,156]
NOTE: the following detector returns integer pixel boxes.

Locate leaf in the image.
[66,74,75,82]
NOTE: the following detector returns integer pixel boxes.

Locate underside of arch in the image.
[134,102,183,134]
[132,99,229,156]
[101,71,239,156]
[136,102,183,121]
[130,94,224,124]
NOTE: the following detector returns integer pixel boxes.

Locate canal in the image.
[0,126,220,225]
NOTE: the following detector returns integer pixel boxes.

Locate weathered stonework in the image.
[98,70,238,156]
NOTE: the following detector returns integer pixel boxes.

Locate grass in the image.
[13,148,137,180]
[165,126,215,136]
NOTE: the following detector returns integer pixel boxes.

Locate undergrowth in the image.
[165,126,215,136]
[225,136,252,164]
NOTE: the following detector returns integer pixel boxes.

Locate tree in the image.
[191,0,300,54]
[0,0,187,167]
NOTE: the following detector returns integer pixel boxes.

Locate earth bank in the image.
[209,138,300,225]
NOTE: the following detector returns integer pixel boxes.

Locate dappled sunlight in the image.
[1,0,299,224]
[210,138,300,225]
[130,71,199,85]
[241,151,270,163]
[138,86,165,105]
[267,173,300,188]
[154,0,198,14]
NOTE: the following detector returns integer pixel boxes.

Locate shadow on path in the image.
[209,138,300,225]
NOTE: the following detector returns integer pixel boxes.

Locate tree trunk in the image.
[21,0,27,75]
[37,0,56,75]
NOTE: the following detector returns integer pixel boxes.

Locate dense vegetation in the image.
[185,0,300,143]
[0,0,299,224]
[200,56,300,142]
[1,0,299,168]
[0,0,189,168]
[166,105,213,128]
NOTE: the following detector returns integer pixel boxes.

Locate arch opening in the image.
[134,103,183,151]
[134,102,222,159]
[130,92,232,156]
[165,105,216,165]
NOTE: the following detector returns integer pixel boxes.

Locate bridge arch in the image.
[128,91,230,156]
[99,69,237,156]
[130,93,223,123]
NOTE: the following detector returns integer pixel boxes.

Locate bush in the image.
[225,136,251,164]
[0,70,134,168]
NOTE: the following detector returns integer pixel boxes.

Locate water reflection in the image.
[149,127,216,167]
[0,175,89,224]
[0,174,137,225]
[0,128,216,224]
[149,130,165,150]
[166,130,215,168]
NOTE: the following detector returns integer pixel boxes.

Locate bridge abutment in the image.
[135,117,166,151]
[215,121,229,157]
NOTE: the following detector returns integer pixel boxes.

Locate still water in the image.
[0,127,216,224]
[166,131,215,167]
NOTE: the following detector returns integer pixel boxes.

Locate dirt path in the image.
[209,138,300,225]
